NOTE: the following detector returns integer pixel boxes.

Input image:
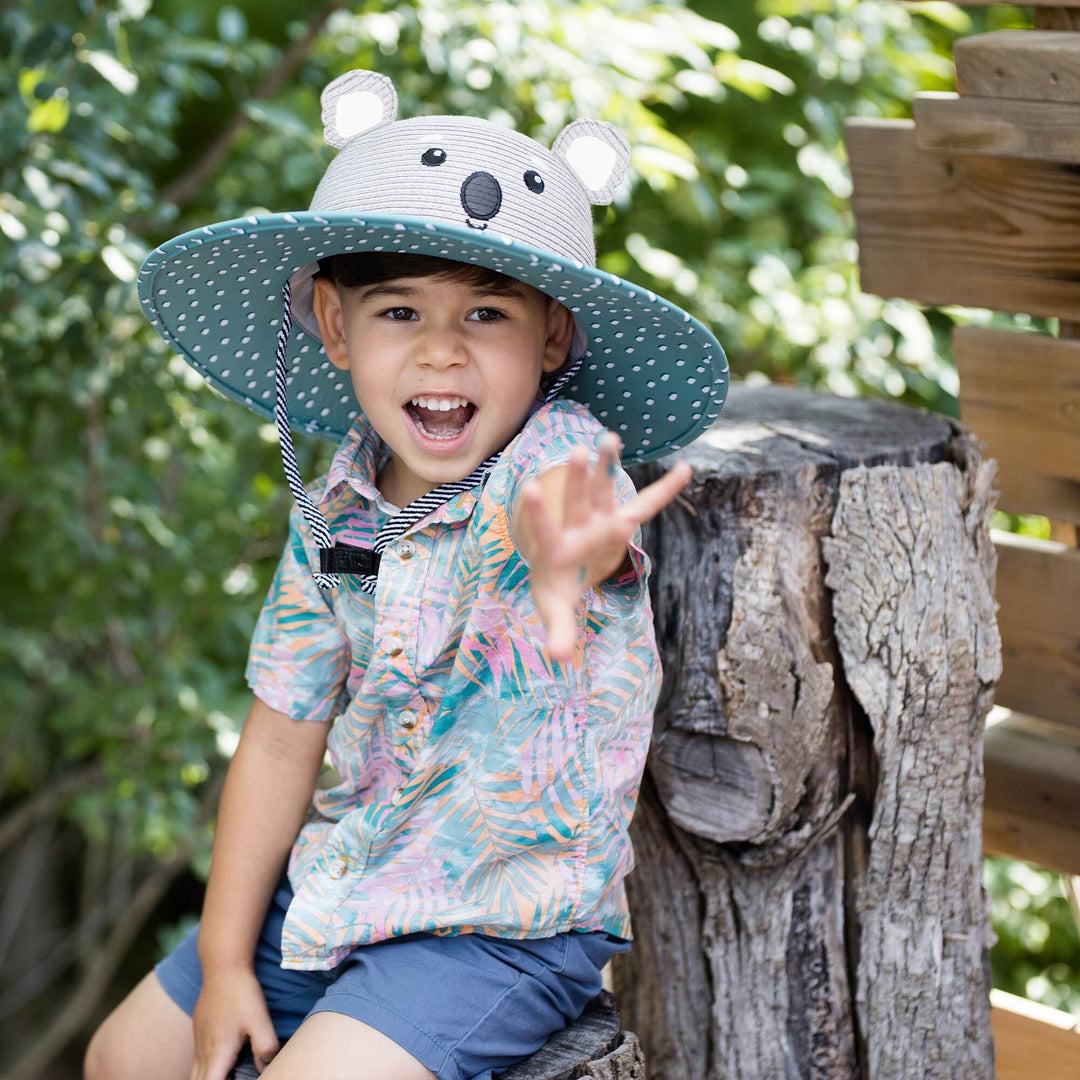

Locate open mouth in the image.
[465,219,489,231]
[405,396,478,442]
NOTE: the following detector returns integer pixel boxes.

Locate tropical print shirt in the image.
[246,399,660,971]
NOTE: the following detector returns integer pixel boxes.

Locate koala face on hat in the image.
[310,70,631,267]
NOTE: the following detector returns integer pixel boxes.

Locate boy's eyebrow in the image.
[355,279,533,302]
[470,281,532,299]
[356,281,423,301]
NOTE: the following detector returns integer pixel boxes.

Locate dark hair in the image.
[316,252,522,294]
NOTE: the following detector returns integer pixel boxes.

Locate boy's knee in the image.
[83,1022,117,1080]
[82,974,193,1080]
[84,1018,184,1080]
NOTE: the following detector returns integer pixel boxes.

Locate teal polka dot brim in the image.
[138,212,728,464]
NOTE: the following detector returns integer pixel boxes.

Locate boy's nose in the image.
[417,327,468,368]
[460,172,502,220]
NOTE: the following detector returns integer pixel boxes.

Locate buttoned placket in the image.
[314,485,482,896]
[371,527,432,805]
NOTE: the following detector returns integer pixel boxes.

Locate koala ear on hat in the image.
[552,119,631,205]
[321,70,398,148]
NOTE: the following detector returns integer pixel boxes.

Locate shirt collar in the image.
[317,415,388,506]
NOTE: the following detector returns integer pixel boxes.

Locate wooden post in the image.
[618,385,999,1079]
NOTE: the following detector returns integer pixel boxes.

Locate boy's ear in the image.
[312,278,350,370]
[542,301,577,373]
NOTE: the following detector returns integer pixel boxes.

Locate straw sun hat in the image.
[137,70,728,587]
[138,68,728,465]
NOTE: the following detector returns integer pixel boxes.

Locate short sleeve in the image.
[245,503,351,723]
[598,529,651,608]
[507,399,606,496]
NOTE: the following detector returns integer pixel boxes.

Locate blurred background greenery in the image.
[2,0,1077,1075]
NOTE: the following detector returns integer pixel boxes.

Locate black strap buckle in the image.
[319,543,381,576]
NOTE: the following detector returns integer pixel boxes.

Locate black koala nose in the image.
[460,171,502,221]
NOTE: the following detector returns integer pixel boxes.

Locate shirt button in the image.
[396,539,416,560]
[384,634,404,656]
[400,710,417,729]
[326,857,347,879]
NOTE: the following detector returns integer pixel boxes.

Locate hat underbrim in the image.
[138,212,728,464]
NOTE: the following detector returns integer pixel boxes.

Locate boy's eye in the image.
[467,307,505,322]
[383,307,417,321]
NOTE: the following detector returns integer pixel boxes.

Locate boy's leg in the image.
[84,970,194,1080]
[262,1012,436,1080]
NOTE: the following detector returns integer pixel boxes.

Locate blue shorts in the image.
[155,878,628,1080]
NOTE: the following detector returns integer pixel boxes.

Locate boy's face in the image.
[313,274,574,507]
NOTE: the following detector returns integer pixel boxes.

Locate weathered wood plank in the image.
[914,91,1080,162]
[986,803,1080,880]
[991,989,1080,1080]
[1036,9,1080,31]
[953,326,1080,522]
[994,531,1080,728]
[983,708,1080,876]
[846,118,1080,320]
[955,30,1080,103]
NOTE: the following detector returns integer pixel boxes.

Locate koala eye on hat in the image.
[422,147,446,167]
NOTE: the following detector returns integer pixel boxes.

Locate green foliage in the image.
[985,858,1080,1015]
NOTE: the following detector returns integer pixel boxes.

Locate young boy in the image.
[85,70,727,1080]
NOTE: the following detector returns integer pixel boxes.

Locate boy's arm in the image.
[191,695,330,1080]
[511,431,691,661]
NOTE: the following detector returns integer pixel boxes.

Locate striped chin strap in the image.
[274,280,583,594]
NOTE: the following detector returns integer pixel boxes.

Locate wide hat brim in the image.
[138,212,728,464]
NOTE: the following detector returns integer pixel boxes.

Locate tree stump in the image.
[618,384,1000,1080]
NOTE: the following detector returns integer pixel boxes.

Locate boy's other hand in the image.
[191,967,279,1080]
[518,431,691,661]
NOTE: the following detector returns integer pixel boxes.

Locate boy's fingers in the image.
[589,433,620,513]
[193,1044,236,1080]
[251,1030,280,1074]
[626,461,692,523]
[563,446,591,526]
[250,1007,280,1073]
[544,602,578,661]
[522,480,559,548]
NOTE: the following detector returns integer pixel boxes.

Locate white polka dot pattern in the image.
[138,212,729,464]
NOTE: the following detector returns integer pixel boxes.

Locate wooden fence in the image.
[848,2,1080,1074]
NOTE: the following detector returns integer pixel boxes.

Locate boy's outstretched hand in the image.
[516,432,692,661]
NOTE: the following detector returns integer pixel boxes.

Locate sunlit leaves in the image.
[985,858,1080,1015]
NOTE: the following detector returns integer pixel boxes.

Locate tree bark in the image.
[617,385,999,1080]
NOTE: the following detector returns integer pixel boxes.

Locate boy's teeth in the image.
[411,396,469,411]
